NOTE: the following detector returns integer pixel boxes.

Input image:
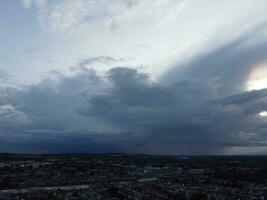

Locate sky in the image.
[1,0,267,154]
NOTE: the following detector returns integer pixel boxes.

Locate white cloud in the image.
[22,0,47,9]
[17,0,267,86]
[35,0,46,9]
[0,104,30,124]
[38,0,94,32]
[22,0,32,8]
[38,0,189,32]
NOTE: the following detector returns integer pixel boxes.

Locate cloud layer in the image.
[2,30,267,154]
[1,0,267,154]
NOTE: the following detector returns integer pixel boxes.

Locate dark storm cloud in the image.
[78,67,267,154]
[1,65,267,154]
[81,67,211,127]
[2,25,267,154]
[0,129,128,153]
[216,89,267,105]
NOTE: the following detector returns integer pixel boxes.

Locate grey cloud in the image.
[81,68,210,134]
[78,67,267,154]
[216,89,267,106]
[2,26,267,154]
[77,56,132,69]
[2,63,267,154]
[163,23,267,96]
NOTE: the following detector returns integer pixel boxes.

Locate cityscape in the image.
[0,154,267,200]
[2,1,267,199]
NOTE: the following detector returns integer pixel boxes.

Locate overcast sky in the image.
[1,0,267,154]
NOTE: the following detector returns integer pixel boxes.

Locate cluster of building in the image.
[0,154,267,199]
